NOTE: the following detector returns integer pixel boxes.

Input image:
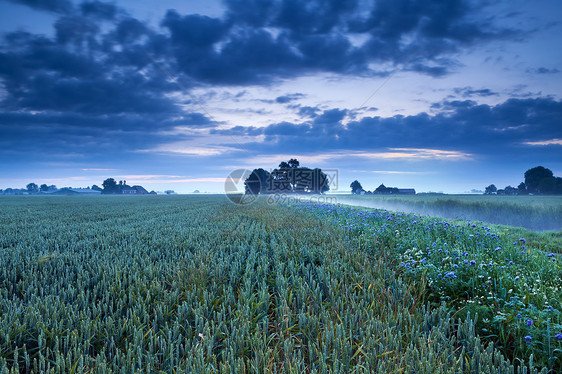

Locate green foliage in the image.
[296,201,561,372]
[0,196,548,372]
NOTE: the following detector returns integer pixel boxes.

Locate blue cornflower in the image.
[526,319,533,326]
[464,259,469,264]
[520,238,526,243]
[524,335,532,343]
[547,253,555,257]
[470,260,476,266]
[555,333,562,340]
[517,313,522,318]
[515,276,520,281]
[495,247,501,251]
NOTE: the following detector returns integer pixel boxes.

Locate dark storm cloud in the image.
[297,106,321,118]
[7,0,73,14]
[231,97,562,156]
[527,67,560,75]
[80,1,118,20]
[155,0,518,84]
[0,0,521,113]
[275,93,304,104]
[453,87,499,98]
[0,0,532,162]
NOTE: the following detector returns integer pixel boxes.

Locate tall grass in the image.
[334,195,562,231]
[293,200,561,371]
[0,195,549,372]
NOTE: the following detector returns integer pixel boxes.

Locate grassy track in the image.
[0,195,556,372]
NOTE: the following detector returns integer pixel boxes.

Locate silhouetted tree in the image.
[517,182,527,195]
[102,178,118,194]
[555,177,562,195]
[503,186,518,195]
[246,159,330,194]
[524,166,554,194]
[288,159,300,168]
[26,183,39,194]
[91,185,102,192]
[350,180,363,194]
[484,184,497,195]
[40,184,49,192]
[245,168,271,195]
[538,176,557,194]
[310,168,330,193]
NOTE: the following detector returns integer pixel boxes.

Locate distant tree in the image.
[164,190,176,195]
[26,183,39,194]
[484,184,497,195]
[91,185,102,192]
[102,178,118,194]
[555,177,562,195]
[503,185,518,195]
[517,182,527,195]
[40,184,49,192]
[524,166,554,194]
[245,168,271,195]
[270,164,292,193]
[350,180,363,194]
[288,159,300,168]
[246,160,329,194]
[538,176,557,194]
[310,168,330,194]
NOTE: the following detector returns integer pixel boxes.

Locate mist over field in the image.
[332,195,562,231]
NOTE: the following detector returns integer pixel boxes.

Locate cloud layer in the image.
[1,0,561,192]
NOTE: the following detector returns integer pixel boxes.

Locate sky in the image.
[0,0,561,194]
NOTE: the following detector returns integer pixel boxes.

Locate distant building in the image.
[122,185,149,195]
[50,188,101,195]
[397,188,416,195]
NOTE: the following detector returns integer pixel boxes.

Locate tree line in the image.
[244,159,330,195]
[0,179,161,195]
[485,166,562,195]
[349,180,415,195]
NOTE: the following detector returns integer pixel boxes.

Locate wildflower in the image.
[524,335,532,343]
[555,333,562,340]
[515,276,520,281]
[517,313,522,318]
[464,259,469,264]
[470,260,476,266]
[495,247,501,251]
[526,319,533,326]
[547,253,555,257]
[520,238,526,243]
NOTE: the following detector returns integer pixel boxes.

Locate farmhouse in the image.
[122,185,149,194]
[397,188,416,195]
